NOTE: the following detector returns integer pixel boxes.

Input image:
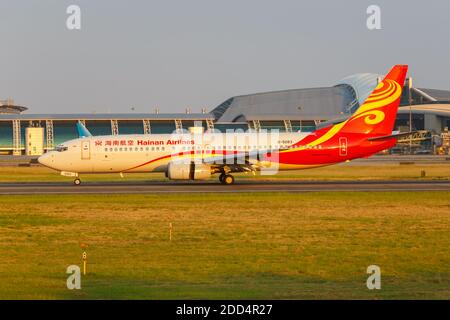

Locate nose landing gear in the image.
[73,178,81,186]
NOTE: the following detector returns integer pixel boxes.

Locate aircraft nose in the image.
[38,153,52,167]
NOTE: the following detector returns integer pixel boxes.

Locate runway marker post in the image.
[82,251,87,275]
[79,242,88,275]
[169,223,173,241]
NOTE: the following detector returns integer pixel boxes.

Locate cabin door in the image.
[81,140,91,160]
[339,137,348,156]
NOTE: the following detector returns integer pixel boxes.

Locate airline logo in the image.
[94,139,195,147]
[95,140,135,147]
[282,77,403,154]
[347,78,402,130]
[137,139,195,146]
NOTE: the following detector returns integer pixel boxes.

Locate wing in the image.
[201,148,287,172]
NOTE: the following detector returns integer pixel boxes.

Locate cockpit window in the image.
[56,145,68,152]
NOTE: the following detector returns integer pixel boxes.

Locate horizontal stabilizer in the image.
[367,131,417,141]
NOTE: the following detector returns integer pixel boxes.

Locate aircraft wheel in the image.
[73,178,81,186]
[221,174,235,185]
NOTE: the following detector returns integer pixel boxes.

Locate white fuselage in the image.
[38,132,308,174]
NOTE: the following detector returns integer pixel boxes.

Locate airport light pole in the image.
[408,77,412,154]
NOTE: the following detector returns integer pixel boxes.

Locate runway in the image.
[0,180,449,194]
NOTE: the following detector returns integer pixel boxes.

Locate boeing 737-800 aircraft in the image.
[38,65,409,185]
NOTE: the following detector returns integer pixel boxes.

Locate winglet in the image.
[76,121,92,138]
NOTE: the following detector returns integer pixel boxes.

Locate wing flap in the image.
[202,148,283,165]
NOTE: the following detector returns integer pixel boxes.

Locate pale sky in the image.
[1,0,449,114]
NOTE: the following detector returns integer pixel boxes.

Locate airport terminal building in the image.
[1,73,450,156]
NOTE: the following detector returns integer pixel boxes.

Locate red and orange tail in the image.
[341,65,408,136]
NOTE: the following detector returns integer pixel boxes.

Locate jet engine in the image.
[166,162,212,180]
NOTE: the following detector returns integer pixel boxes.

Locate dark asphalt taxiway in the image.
[0,180,449,194]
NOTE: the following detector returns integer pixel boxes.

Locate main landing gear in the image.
[219,173,235,185]
[73,178,81,186]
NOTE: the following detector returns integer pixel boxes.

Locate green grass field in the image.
[1,192,449,299]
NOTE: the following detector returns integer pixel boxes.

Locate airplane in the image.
[38,65,409,185]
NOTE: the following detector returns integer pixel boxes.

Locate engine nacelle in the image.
[166,162,212,180]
